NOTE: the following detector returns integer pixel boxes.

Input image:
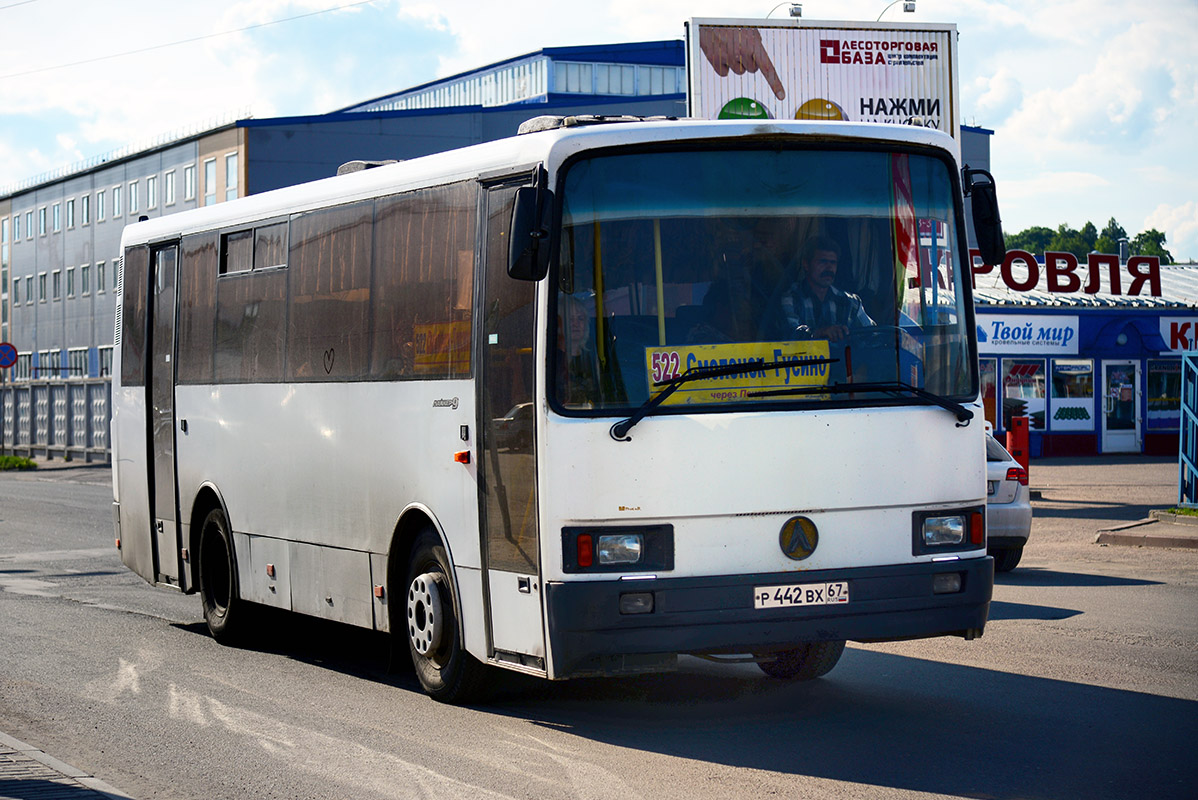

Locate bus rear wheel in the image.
[757,640,846,680]
[198,507,246,643]
[404,530,489,704]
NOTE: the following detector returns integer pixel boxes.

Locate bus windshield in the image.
[552,146,975,413]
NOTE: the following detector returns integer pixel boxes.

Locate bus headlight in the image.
[923,515,965,546]
[562,525,674,573]
[911,507,985,556]
[598,533,643,565]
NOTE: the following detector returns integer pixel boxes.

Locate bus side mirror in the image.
[964,167,1005,267]
[508,185,552,281]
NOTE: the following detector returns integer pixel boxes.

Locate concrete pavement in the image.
[0,732,132,800]
[0,452,1193,798]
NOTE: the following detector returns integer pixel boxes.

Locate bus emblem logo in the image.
[779,517,819,561]
[432,397,459,410]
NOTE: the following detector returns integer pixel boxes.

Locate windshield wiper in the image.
[610,356,839,441]
[746,381,974,426]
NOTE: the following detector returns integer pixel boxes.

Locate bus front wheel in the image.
[198,507,245,643]
[404,530,489,703]
[757,640,846,680]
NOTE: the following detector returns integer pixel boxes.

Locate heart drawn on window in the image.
[323,348,335,374]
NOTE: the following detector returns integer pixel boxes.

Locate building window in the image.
[1148,359,1182,431]
[38,272,46,301]
[39,208,46,235]
[81,264,90,295]
[81,194,90,225]
[97,190,105,221]
[165,170,176,205]
[12,213,19,240]
[184,164,196,200]
[26,211,33,238]
[66,266,75,298]
[52,203,61,232]
[67,198,75,228]
[112,185,122,217]
[147,175,158,209]
[25,275,33,304]
[11,277,17,305]
[99,346,113,377]
[129,180,139,213]
[225,152,239,201]
[1002,358,1047,431]
[52,269,61,300]
[204,158,217,206]
[114,256,119,289]
[1049,359,1095,431]
[69,348,88,379]
[96,261,105,294]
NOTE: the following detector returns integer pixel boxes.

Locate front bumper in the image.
[545,557,993,679]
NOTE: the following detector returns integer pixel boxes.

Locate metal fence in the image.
[0,378,111,463]
[1182,352,1197,508]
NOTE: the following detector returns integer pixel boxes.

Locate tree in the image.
[1005,225,1054,255]
[1131,229,1173,264]
[1079,221,1097,252]
[1095,217,1128,256]
[1048,223,1090,259]
[1100,217,1127,242]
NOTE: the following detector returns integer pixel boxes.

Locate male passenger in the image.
[780,236,874,342]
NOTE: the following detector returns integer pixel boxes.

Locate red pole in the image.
[1006,416,1030,473]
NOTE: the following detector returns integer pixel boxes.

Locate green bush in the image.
[0,455,37,471]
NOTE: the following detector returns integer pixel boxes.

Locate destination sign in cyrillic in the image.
[644,340,830,405]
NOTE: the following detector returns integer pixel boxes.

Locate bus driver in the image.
[780,235,875,342]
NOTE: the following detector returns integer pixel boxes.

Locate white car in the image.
[986,434,1032,572]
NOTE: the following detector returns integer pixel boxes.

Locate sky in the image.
[1,0,1195,259]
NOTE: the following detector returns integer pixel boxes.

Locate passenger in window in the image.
[780,235,874,342]
[556,295,598,408]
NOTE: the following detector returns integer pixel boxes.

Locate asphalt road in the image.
[1,459,1195,800]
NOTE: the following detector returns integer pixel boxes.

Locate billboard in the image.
[687,18,959,140]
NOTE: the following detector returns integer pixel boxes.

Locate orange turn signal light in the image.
[454,450,471,464]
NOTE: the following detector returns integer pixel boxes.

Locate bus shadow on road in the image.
[492,648,1197,800]
[986,599,1082,621]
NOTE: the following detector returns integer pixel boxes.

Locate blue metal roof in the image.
[241,91,685,129]
[335,40,684,114]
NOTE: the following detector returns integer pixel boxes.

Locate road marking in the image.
[0,547,114,563]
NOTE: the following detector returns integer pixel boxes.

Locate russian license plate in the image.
[754,581,850,609]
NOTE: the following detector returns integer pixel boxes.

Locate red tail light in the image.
[577,534,593,568]
[1006,467,1028,486]
[970,511,985,546]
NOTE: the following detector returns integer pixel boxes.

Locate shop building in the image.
[973,253,1197,456]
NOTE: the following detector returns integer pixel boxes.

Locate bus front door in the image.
[148,243,185,588]
[476,182,546,672]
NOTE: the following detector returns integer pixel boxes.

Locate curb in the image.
[1149,509,1198,527]
[1094,529,1198,550]
[0,731,134,799]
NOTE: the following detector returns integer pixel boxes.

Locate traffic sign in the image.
[0,342,16,369]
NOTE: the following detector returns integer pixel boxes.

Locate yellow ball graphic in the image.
[795,98,846,120]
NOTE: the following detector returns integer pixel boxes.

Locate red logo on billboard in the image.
[819,40,841,64]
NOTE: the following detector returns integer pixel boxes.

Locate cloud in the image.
[1145,201,1198,262]
[967,67,1022,126]
[999,9,1198,150]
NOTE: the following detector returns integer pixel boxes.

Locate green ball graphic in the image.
[718,97,771,120]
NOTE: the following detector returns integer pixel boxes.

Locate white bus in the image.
[112,117,1004,702]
